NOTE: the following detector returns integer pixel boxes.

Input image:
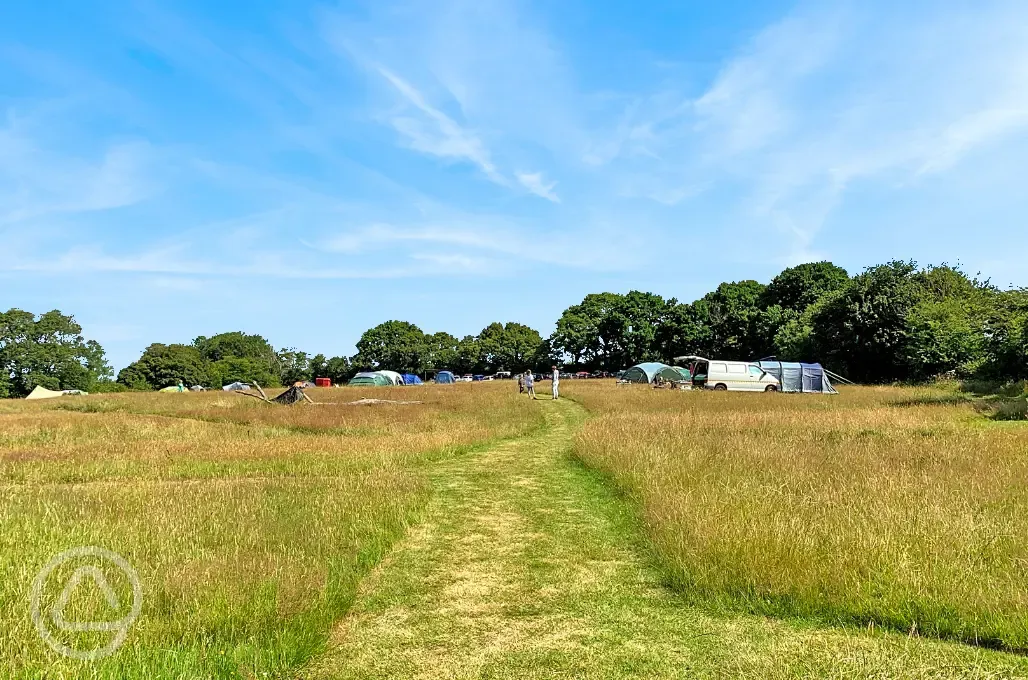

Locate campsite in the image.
[4,0,1028,672]
[2,374,1028,678]
[3,259,1028,678]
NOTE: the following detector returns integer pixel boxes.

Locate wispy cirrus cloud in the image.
[584,2,1028,258]
[516,172,559,203]
[376,67,505,185]
[0,121,158,225]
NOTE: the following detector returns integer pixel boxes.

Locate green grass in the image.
[567,382,1028,653]
[0,385,542,679]
[5,384,1028,678]
[301,398,1028,679]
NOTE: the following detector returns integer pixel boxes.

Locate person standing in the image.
[551,366,560,400]
[518,373,525,394]
[525,371,536,399]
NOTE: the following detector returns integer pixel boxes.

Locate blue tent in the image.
[757,361,837,394]
[402,373,424,385]
[436,371,456,384]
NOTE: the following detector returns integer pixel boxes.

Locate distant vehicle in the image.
[461,374,474,382]
[575,371,590,379]
[676,355,780,392]
[494,371,512,380]
[473,375,485,381]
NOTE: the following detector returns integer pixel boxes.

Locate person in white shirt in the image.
[524,371,536,399]
[551,366,560,400]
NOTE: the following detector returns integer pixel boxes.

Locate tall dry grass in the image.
[567,382,1028,649]
[0,383,540,678]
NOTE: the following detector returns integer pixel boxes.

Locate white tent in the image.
[375,370,405,386]
[25,386,88,400]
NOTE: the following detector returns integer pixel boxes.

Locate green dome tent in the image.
[348,372,393,387]
[620,362,691,384]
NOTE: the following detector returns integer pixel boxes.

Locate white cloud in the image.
[590,2,1028,256]
[0,118,158,225]
[315,211,639,272]
[376,67,505,184]
[516,172,559,202]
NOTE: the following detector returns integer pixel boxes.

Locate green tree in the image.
[550,292,667,371]
[655,301,714,361]
[424,332,460,370]
[209,357,279,388]
[453,335,482,375]
[761,262,850,312]
[478,322,543,372]
[117,343,210,390]
[977,288,1028,380]
[310,354,328,381]
[194,332,281,386]
[354,321,427,372]
[324,356,356,384]
[810,261,923,382]
[701,280,766,359]
[277,348,312,384]
[903,266,995,379]
[550,293,621,368]
[0,309,112,397]
[308,353,354,384]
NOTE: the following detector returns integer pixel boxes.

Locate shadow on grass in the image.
[890,381,1027,421]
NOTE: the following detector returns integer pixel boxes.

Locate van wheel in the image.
[713,383,728,391]
[764,385,778,392]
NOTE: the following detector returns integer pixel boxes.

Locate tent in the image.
[757,361,837,394]
[222,382,251,391]
[25,386,88,400]
[160,385,185,393]
[376,370,405,386]
[348,372,393,387]
[620,362,691,384]
[402,373,424,385]
[272,385,310,404]
[436,371,456,384]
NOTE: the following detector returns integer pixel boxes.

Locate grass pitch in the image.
[2,382,1028,678]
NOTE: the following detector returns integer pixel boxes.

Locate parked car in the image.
[460,374,474,382]
[494,371,512,380]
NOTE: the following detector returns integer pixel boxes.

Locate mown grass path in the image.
[301,398,1028,679]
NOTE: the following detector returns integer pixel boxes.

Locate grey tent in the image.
[620,362,691,384]
[757,361,837,394]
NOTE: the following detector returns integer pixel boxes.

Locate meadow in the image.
[4,380,1028,678]
[0,385,542,679]
[567,381,1028,650]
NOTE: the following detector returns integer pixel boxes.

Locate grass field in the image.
[0,385,542,679]
[568,382,1028,650]
[3,381,1028,678]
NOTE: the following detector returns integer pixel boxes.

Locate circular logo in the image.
[30,546,143,660]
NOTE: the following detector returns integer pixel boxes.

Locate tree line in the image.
[3,260,1027,396]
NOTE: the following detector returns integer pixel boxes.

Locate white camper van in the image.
[675,355,780,392]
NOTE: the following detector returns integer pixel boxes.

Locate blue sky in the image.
[3,0,1028,370]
